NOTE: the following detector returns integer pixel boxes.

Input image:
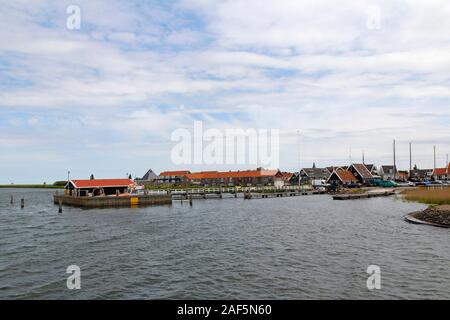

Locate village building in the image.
[280,172,294,184]
[327,169,358,186]
[326,166,347,173]
[136,169,158,186]
[157,170,191,185]
[397,171,409,181]
[409,167,433,182]
[364,164,380,177]
[185,168,282,187]
[432,163,450,180]
[379,165,397,181]
[65,179,135,197]
[288,172,300,185]
[348,163,374,184]
[299,166,331,184]
[140,169,158,181]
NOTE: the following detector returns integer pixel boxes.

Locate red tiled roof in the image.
[281,172,294,180]
[186,169,280,180]
[71,179,134,188]
[335,169,358,183]
[159,170,191,176]
[433,168,447,175]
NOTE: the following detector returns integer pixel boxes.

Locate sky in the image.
[0,0,450,183]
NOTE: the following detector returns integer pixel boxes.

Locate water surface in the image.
[0,188,449,299]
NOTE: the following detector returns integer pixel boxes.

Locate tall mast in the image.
[433,145,436,171]
[393,139,397,180]
[409,142,412,179]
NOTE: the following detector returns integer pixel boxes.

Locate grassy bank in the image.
[402,187,450,205]
[0,185,64,189]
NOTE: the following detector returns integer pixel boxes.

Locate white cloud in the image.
[0,0,449,182]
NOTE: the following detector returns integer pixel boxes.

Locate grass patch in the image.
[402,187,450,205]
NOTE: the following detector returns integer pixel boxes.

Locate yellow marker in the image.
[130,197,139,205]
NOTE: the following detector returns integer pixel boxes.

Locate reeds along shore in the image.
[403,187,450,205]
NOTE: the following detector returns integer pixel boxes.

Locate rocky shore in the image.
[407,205,450,227]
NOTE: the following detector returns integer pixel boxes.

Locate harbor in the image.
[41,162,450,209]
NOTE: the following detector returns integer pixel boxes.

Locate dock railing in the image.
[160,185,311,195]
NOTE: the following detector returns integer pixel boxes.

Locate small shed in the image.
[65,179,135,196]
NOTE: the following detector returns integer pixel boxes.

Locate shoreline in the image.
[405,205,450,228]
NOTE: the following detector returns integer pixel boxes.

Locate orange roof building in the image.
[432,164,450,180]
[185,169,282,186]
[348,163,374,183]
[159,170,191,177]
[327,169,358,185]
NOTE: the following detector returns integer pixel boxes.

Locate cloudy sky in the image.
[1,0,449,183]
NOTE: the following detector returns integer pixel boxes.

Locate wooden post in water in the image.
[189,195,193,206]
[10,195,13,204]
[21,198,24,209]
[58,199,63,213]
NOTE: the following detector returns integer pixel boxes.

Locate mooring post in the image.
[21,198,24,209]
[10,195,13,204]
[189,195,193,206]
[58,199,63,213]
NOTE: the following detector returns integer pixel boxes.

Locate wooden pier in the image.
[333,190,395,200]
[244,190,325,199]
[158,186,318,201]
[53,193,172,208]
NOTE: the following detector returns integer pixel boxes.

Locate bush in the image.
[53,181,68,187]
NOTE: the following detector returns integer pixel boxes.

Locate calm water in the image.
[0,188,449,299]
